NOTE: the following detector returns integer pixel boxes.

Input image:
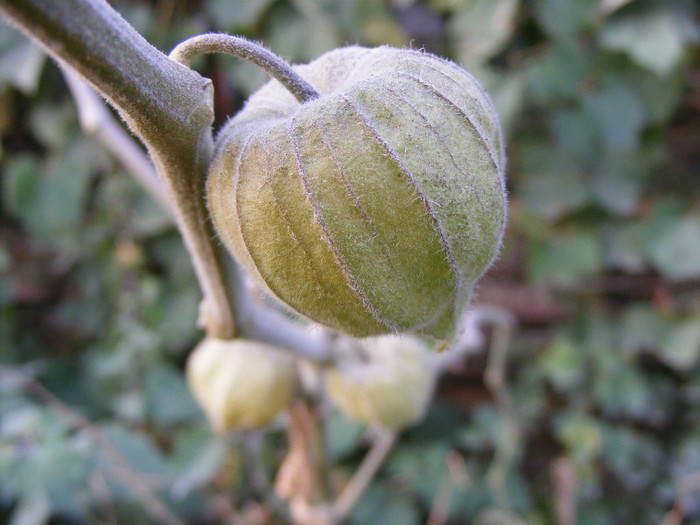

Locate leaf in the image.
[517,144,591,219]
[591,151,645,215]
[9,431,95,516]
[0,22,46,94]
[386,441,449,506]
[527,233,602,287]
[325,409,366,461]
[361,16,409,48]
[603,221,649,273]
[593,361,658,422]
[620,304,668,356]
[144,364,201,427]
[554,413,603,468]
[151,288,200,353]
[264,4,339,62]
[524,42,593,103]
[673,428,700,477]
[478,69,525,134]
[627,66,687,125]
[582,77,646,151]
[475,508,528,525]
[170,429,226,498]
[4,140,95,240]
[101,424,172,477]
[9,496,51,525]
[658,320,700,372]
[404,400,469,444]
[540,334,584,392]
[206,0,275,31]
[28,103,77,150]
[533,0,597,41]
[449,0,520,64]
[2,154,42,223]
[550,108,596,159]
[600,425,663,489]
[600,4,697,76]
[457,406,505,451]
[349,482,421,525]
[645,215,700,280]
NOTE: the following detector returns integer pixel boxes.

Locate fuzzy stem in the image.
[61,67,172,215]
[0,0,237,338]
[169,33,320,103]
[0,0,337,360]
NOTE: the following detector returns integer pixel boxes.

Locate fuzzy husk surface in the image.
[208,46,507,339]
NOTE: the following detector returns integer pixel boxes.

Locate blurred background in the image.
[1,0,699,523]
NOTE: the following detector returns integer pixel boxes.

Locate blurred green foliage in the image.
[1,0,699,523]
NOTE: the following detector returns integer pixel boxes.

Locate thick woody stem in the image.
[170,34,320,104]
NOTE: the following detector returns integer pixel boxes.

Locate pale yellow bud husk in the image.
[325,335,436,430]
[186,337,296,433]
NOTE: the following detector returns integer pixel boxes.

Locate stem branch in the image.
[0,0,236,338]
[332,431,397,521]
[170,34,319,103]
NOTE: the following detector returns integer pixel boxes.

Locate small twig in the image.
[275,400,335,525]
[208,495,247,525]
[242,432,293,523]
[481,307,516,402]
[61,66,172,215]
[89,472,118,525]
[0,364,187,525]
[660,469,700,525]
[169,34,320,103]
[552,456,577,525]
[426,450,471,525]
[479,308,518,508]
[426,470,453,525]
[332,431,397,521]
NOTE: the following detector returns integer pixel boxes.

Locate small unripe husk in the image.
[208,46,507,339]
[325,335,435,430]
[186,337,296,433]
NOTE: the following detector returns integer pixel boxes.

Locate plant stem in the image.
[170,34,320,103]
[332,431,397,521]
[0,0,337,361]
[61,67,172,215]
[0,0,236,337]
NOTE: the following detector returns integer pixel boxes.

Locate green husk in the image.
[208,46,506,339]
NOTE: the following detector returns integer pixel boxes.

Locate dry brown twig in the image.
[660,469,700,525]
[332,430,397,522]
[552,456,577,525]
[480,307,519,508]
[426,451,472,525]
